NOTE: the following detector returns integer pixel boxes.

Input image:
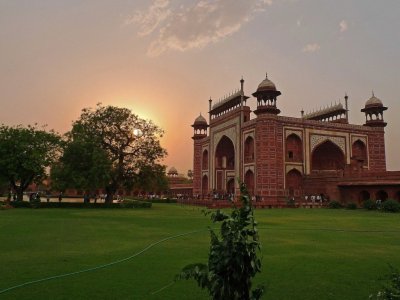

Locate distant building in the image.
[192,73,400,205]
[167,167,192,198]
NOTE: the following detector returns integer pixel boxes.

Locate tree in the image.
[0,125,61,201]
[51,137,111,195]
[178,182,264,300]
[57,104,166,202]
[135,164,169,196]
[187,169,193,181]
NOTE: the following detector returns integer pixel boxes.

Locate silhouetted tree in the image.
[0,125,61,201]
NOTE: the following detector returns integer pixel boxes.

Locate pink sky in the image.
[1,0,399,174]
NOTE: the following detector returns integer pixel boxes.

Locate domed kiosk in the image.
[191,114,208,139]
[253,73,281,115]
[361,92,387,127]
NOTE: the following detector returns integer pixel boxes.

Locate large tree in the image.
[51,137,112,195]
[0,125,61,201]
[57,104,166,202]
[135,164,169,196]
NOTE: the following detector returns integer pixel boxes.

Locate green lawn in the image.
[0,205,399,299]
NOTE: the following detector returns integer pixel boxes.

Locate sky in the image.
[1,0,399,173]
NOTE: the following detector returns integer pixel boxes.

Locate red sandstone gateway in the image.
[190,73,399,207]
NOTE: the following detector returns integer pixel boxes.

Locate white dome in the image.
[256,73,277,92]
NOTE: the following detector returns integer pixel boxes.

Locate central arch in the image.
[311,140,345,171]
[215,135,235,192]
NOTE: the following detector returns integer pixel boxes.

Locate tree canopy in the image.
[52,104,167,201]
[0,125,61,201]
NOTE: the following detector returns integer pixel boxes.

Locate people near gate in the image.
[376,198,382,209]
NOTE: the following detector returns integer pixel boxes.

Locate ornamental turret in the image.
[361,92,387,127]
[253,73,281,115]
[192,114,208,139]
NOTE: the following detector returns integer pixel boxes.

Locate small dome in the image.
[168,167,178,175]
[256,73,277,92]
[365,93,383,108]
[193,114,208,126]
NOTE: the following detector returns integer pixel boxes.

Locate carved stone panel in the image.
[310,134,346,154]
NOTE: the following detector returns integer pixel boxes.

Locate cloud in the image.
[302,43,320,53]
[339,20,348,33]
[124,0,171,36]
[129,0,272,56]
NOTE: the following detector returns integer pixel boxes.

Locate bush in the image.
[9,200,152,209]
[346,202,358,210]
[328,201,343,209]
[120,199,152,208]
[10,201,31,208]
[382,199,400,213]
[149,198,177,203]
[178,182,263,299]
[363,199,377,210]
[371,265,400,299]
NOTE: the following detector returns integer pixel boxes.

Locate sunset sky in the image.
[1,0,399,173]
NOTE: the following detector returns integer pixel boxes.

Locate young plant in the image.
[178,182,264,300]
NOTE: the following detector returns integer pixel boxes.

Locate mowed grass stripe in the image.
[0,205,399,299]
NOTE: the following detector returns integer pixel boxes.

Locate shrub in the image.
[346,202,358,210]
[178,182,263,300]
[382,199,400,213]
[370,265,400,299]
[363,199,377,210]
[120,199,152,208]
[328,201,343,209]
[9,200,152,209]
[10,201,31,208]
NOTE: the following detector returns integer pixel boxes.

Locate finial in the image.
[372,90,375,97]
[345,92,348,98]
[240,76,244,82]
[265,72,268,78]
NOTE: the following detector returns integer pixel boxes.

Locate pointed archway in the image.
[312,140,345,171]
[202,175,208,196]
[244,170,255,196]
[286,169,302,197]
[215,135,235,192]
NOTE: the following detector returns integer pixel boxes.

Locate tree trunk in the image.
[16,188,24,202]
[105,193,113,203]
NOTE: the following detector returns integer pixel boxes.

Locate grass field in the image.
[1,205,399,299]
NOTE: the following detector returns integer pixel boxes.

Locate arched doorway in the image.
[244,170,255,196]
[352,140,367,167]
[359,190,370,202]
[202,150,208,170]
[286,169,302,197]
[312,140,345,171]
[286,134,303,162]
[244,136,255,163]
[215,136,235,192]
[376,190,388,202]
[226,178,235,195]
[202,175,208,196]
[396,191,400,202]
